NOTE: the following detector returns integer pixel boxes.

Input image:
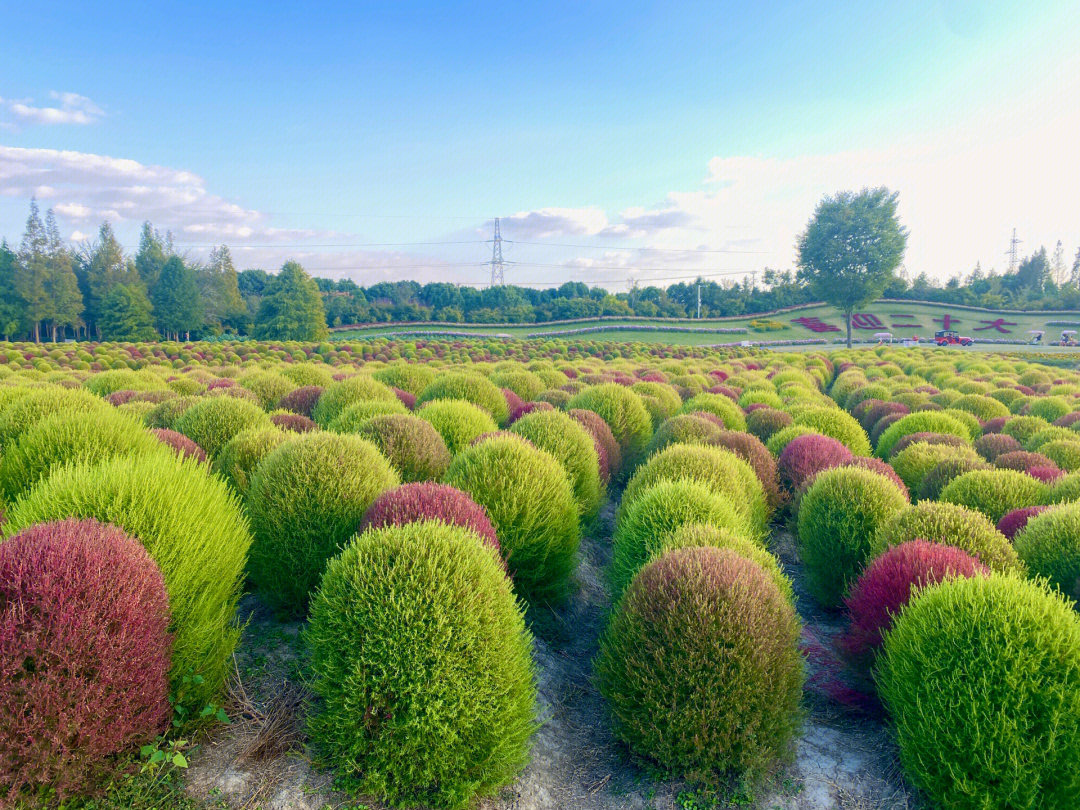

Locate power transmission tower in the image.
[488,218,505,287]
[1006,228,1022,273]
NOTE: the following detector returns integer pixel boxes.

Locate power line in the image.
[509,240,765,254]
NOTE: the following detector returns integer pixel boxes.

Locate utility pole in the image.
[488,218,505,287]
[1006,228,1022,273]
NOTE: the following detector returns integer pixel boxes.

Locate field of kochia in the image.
[1,334,1079,810]
[332,299,1080,347]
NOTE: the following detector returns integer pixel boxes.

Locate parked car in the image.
[934,329,973,347]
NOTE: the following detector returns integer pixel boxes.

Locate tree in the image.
[1051,241,1067,286]
[253,261,328,340]
[44,209,83,341]
[796,187,907,347]
[135,222,170,292]
[1014,248,1050,295]
[98,284,157,341]
[0,241,25,339]
[198,245,249,334]
[152,256,203,340]
[81,222,140,338]
[1072,247,1080,287]
[17,199,50,341]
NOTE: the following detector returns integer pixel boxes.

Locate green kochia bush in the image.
[796,466,908,608]
[875,411,973,458]
[444,435,579,601]
[306,521,536,809]
[679,392,747,432]
[416,372,509,425]
[1014,502,1080,602]
[939,468,1049,524]
[872,500,1022,574]
[510,409,601,519]
[417,399,498,455]
[889,441,982,493]
[0,385,107,450]
[3,453,252,709]
[595,547,803,783]
[792,407,871,456]
[611,479,752,601]
[311,375,400,427]
[215,426,290,496]
[877,575,1080,810]
[247,433,400,614]
[326,398,409,432]
[372,362,436,397]
[173,396,272,458]
[568,384,654,476]
[355,413,452,483]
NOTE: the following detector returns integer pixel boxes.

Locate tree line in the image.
[1,198,1078,342]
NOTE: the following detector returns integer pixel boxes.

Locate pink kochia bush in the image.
[508,400,554,425]
[997,505,1050,540]
[846,456,910,501]
[778,434,852,492]
[270,412,318,433]
[842,539,988,665]
[569,408,621,486]
[276,385,324,417]
[359,482,500,554]
[0,519,172,802]
[151,428,207,462]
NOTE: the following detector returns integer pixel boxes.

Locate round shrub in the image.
[940,468,1049,524]
[280,363,333,388]
[1050,471,1080,503]
[793,407,871,456]
[711,429,782,512]
[746,407,792,442]
[1028,395,1072,423]
[777,433,852,492]
[1001,415,1052,446]
[312,375,399,427]
[994,449,1057,473]
[276,385,324,417]
[3,453,251,708]
[0,408,162,503]
[621,444,765,537]
[326,397,409,432]
[875,411,973,458]
[764,423,818,457]
[215,427,290,496]
[997,505,1049,540]
[444,436,579,602]
[796,466,908,608]
[359,482,499,552]
[0,386,107,450]
[1039,440,1080,472]
[877,575,1080,810]
[238,370,296,410]
[151,427,207,462]
[270,411,317,433]
[1014,502,1080,602]
[1024,426,1078,450]
[858,401,908,433]
[144,395,196,430]
[842,539,988,663]
[662,522,793,605]
[417,399,498,455]
[953,393,1011,421]
[916,456,989,501]
[510,409,601,519]
[679,392,747,431]
[0,519,172,802]
[974,431,1022,461]
[507,399,553,425]
[173,396,272,458]
[631,381,683,426]
[646,413,724,456]
[869,411,906,448]
[247,432,399,614]
[595,547,803,782]
[887,431,969,460]
[416,372,509,425]
[611,479,751,600]
[492,368,546,401]
[306,522,536,809]
[890,441,982,493]
[372,362,436,397]
[569,407,620,486]
[568,384,653,475]
[872,501,1021,573]
[846,455,910,500]
[354,413,451,483]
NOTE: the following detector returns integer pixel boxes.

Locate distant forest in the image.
[2,201,1079,342]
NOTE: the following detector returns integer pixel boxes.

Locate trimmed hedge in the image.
[444,436,579,602]
[0,519,172,802]
[796,466,908,608]
[595,547,803,782]
[878,575,1080,809]
[872,501,1021,573]
[247,432,400,614]
[306,521,536,809]
[4,452,252,708]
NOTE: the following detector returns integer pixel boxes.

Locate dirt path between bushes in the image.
[184,509,916,810]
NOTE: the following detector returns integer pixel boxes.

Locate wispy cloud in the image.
[4,91,104,126]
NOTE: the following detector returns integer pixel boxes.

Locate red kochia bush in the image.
[842,539,988,665]
[982,416,1009,434]
[151,428,208,462]
[1027,465,1064,484]
[391,387,416,410]
[997,505,1050,540]
[995,450,1057,473]
[778,434,852,492]
[501,388,525,415]
[846,456,910,501]
[508,400,554,425]
[569,408,621,486]
[860,402,909,433]
[359,482,500,553]
[1053,411,1080,429]
[711,429,782,511]
[974,432,1022,461]
[270,412,318,433]
[0,519,172,801]
[276,385,324,417]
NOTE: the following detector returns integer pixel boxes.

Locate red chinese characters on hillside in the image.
[851,313,886,329]
[791,317,841,333]
[974,318,1017,333]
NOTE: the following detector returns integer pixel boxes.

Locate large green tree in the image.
[98,283,157,341]
[135,222,170,292]
[0,241,25,339]
[796,187,907,347]
[198,245,249,334]
[17,199,50,341]
[80,222,142,338]
[152,256,203,340]
[44,209,83,341]
[253,261,328,340]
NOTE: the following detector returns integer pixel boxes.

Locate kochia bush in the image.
[777,433,852,493]
[215,427,289,496]
[3,452,252,708]
[173,395,272,458]
[568,384,653,476]
[312,375,400,426]
[939,468,1049,524]
[875,411,973,458]
[416,372,510,425]
[1014,502,1080,602]
[417,399,498,455]
[569,408,621,486]
[247,432,399,615]
[306,522,536,809]
[0,519,172,803]
[355,413,452,482]
[510,409,602,519]
[360,482,500,553]
[877,575,1080,810]
[997,505,1049,540]
[679,392,747,431]
[594,547,803,782]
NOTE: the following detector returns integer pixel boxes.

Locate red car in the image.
[934,329,973,347]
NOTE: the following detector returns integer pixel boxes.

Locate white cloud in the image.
[5,91,104,126]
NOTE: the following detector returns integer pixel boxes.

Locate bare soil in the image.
[184,505,917,810]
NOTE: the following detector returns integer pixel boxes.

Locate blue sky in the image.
[2,0,1078,287]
